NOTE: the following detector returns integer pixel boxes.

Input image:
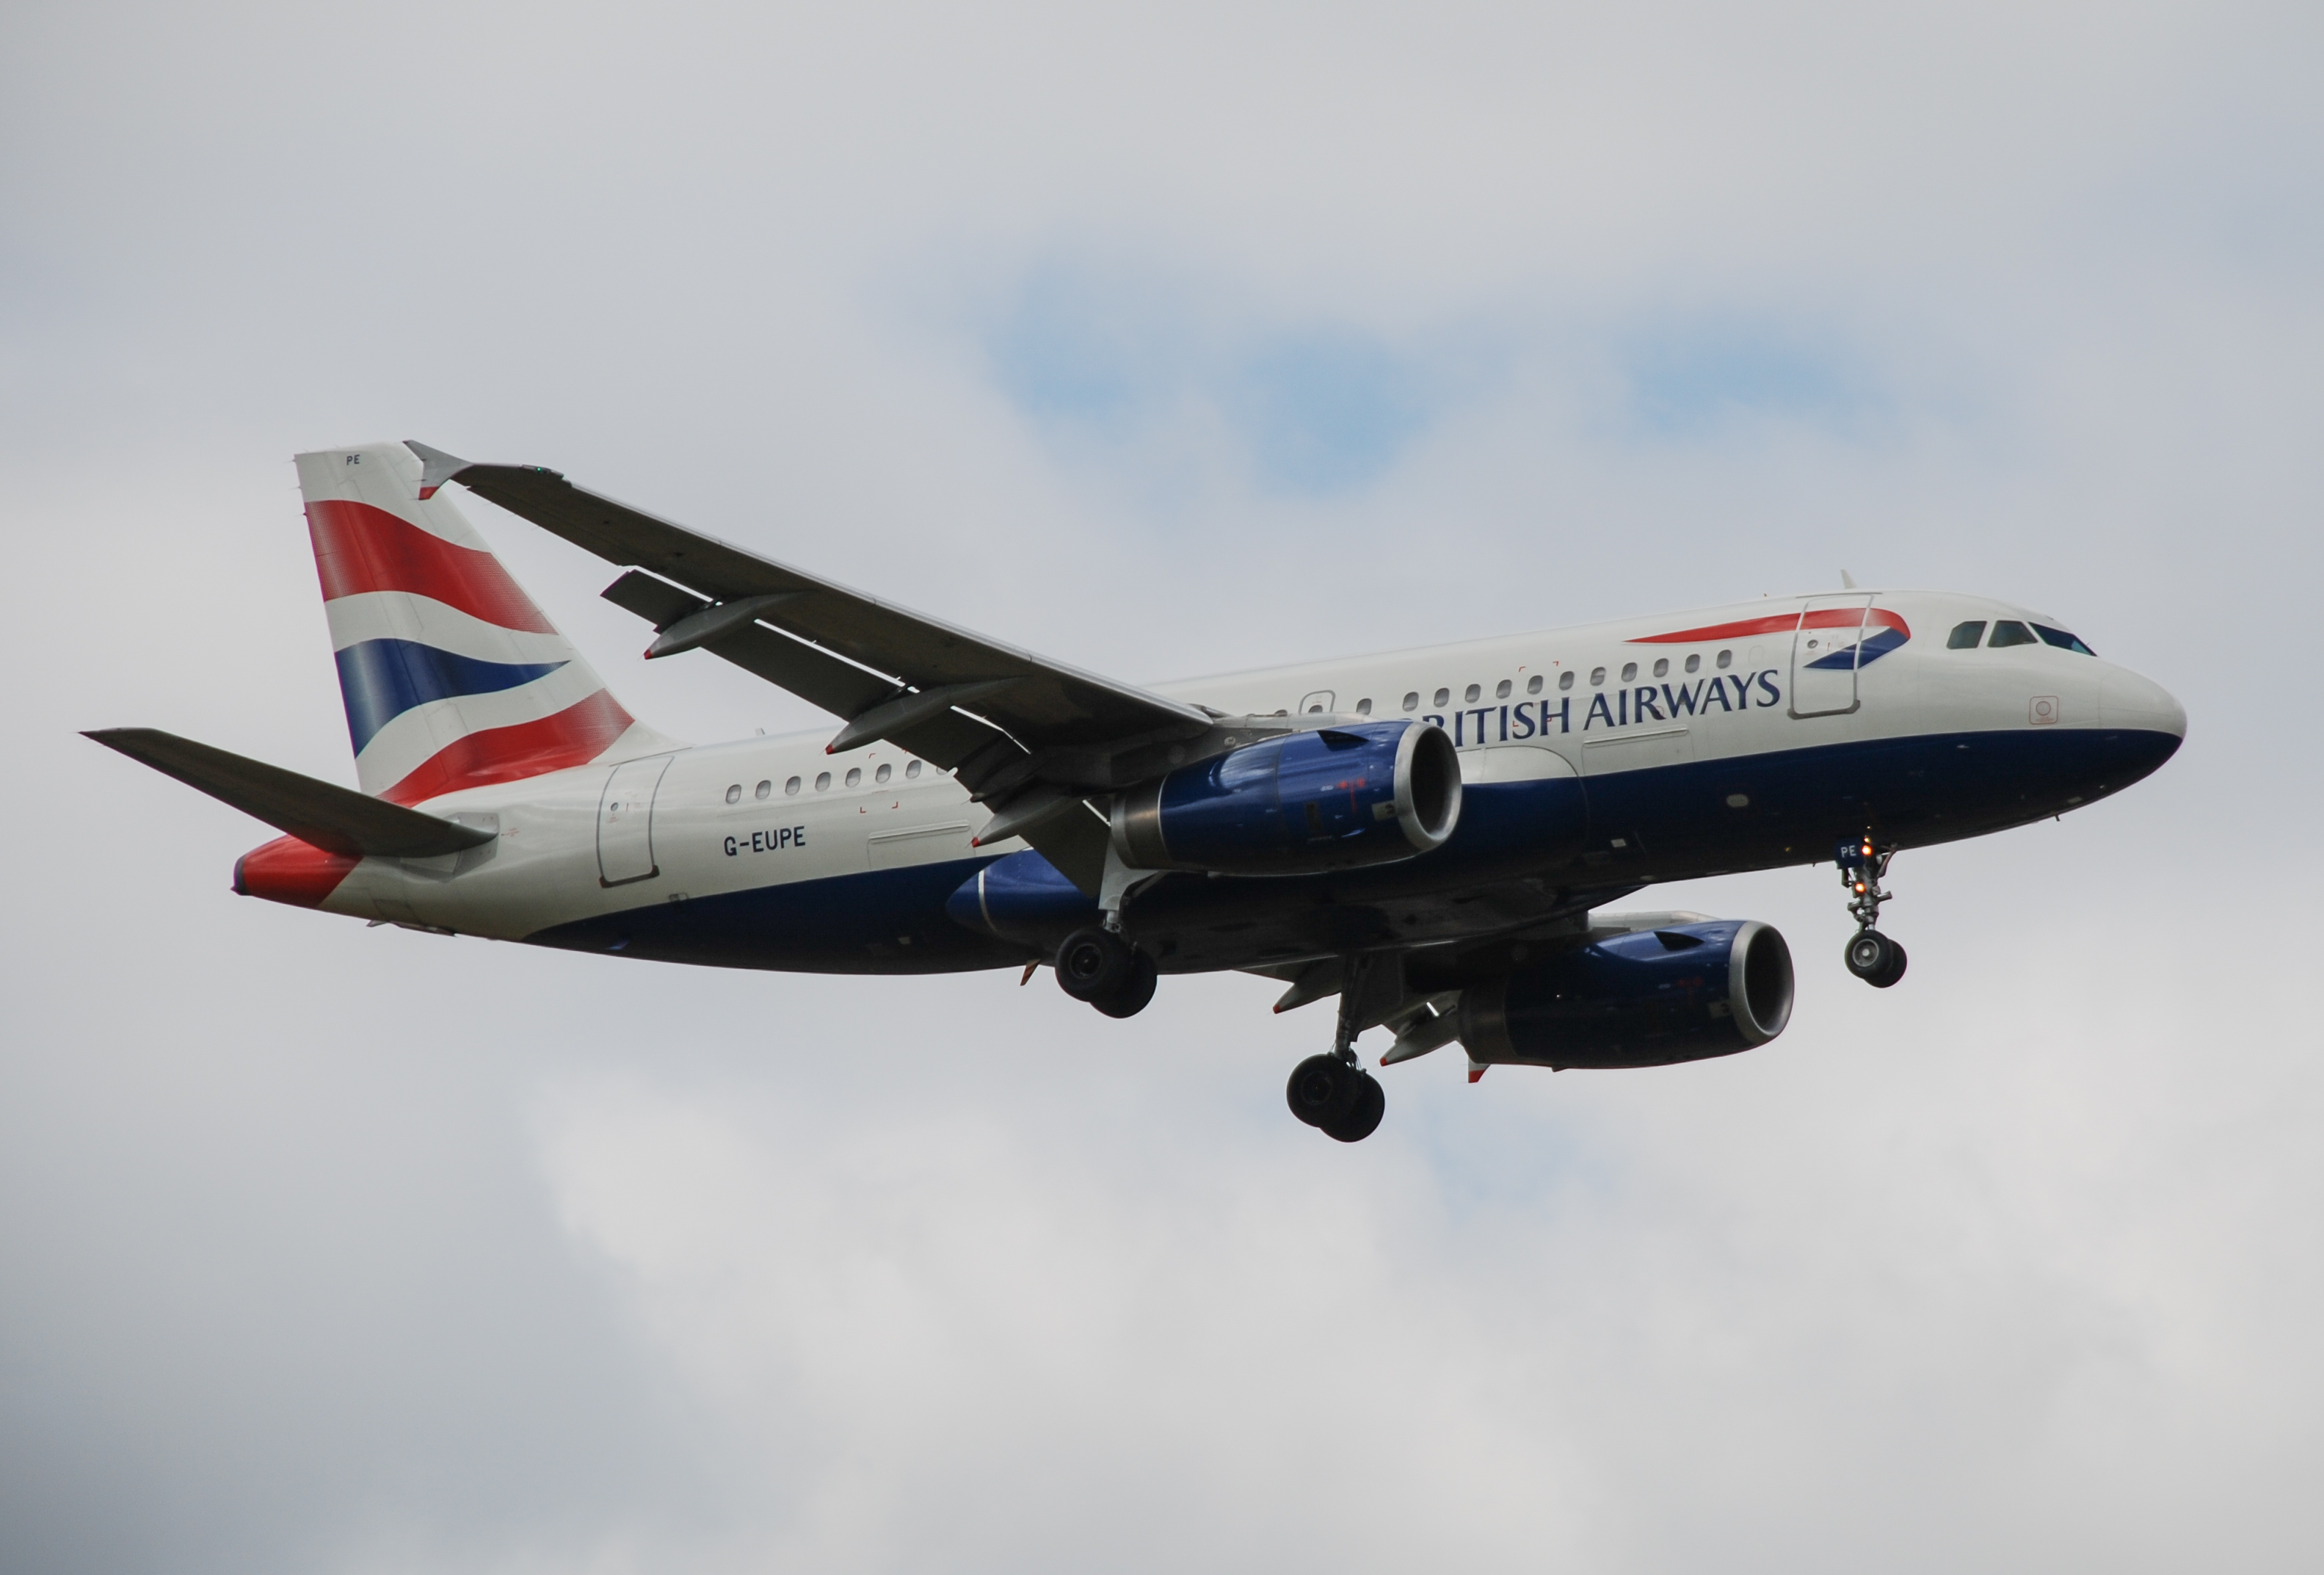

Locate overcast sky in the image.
[4,2,2320,1571]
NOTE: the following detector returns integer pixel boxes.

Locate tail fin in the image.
[294,441,674,805]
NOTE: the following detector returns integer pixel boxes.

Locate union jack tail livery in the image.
[294,443,672,805]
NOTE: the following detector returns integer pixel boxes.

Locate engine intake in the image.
[1459,919,1793,1069]
[1111,720,1461,875]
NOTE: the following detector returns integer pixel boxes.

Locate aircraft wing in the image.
[409,442,1216,891]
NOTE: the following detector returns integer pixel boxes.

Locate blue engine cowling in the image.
[945,850,1099,951]
[1457,920,1794,1070]
[1108,719,1461,874]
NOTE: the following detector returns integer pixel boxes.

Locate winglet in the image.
[404,440,473,501]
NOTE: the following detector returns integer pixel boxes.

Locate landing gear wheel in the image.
[1285,1055,1385,1142]
[1876,940,1907,988]
[1844,929,1908,989]
[1286,1054,1360,1129]
[1321,1072,1385,1143]
[1090,950,1158,1018]
[1056,927,1133,1002]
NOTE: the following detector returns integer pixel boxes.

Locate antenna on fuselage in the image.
[1840,569,1859,589]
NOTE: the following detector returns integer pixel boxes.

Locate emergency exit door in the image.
[597,755,673,887]
[1790,595,1874,718]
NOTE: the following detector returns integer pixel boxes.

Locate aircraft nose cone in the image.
[2100,665,2187,739]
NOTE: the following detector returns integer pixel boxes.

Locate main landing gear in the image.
[1285,958,1386,1143]
[1286,1055,1385,1143]
[1054,927,1158,1018]
[1837,837,1908,989]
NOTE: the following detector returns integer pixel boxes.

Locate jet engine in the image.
[1459,919,1793,1069]
[1109,719,1461,875]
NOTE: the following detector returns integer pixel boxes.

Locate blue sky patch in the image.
[1622,323,1878,437]
[983,269,1439,495]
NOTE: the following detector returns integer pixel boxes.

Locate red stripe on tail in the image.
[379,689,636,805]
[305,499,559,633]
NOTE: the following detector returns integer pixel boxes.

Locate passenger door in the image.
[597,755,673,887]
[1790,595,1874,718]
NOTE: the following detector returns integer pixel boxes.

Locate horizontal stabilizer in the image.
[83,728,495,858]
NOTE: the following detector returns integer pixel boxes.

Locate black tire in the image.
[1870,940,1907,989]
[1321,1072,1385,1143]
[1092,951,1158,1018]
[1844,929,1898,984]
[1285,1054,1360,1129]
[1056,928,1133,1002]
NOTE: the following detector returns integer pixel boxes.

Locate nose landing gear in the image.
[1845,927,1907,988]
[1837,838,1908,988]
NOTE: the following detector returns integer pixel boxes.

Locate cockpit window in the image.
[2032,623,2096,656]
[1989,620,2037,648]
[1947,620,1987,649]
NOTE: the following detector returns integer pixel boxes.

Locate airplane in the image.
[87,441,2186,1143]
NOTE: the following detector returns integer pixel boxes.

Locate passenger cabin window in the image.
[845,767,863,787]
[906,760,923,778]
[815,772,832,791]
[1716,649,1732,669]
[755,780,771,800]
[1620,662,1638,683]
[1948,621,1987,649]
[876,763,892,783]
[785,776,802,795]
[1495,678,1511,699]
[1590,667,1606,686]
[1652,658,1668,678]
[1403,692,1419,711]
[1989,620,2037,648]
[1684,653,1700,674]
[2033,623,2097,656]
[1559,670,1575,690]
[1434,688,1450,707]
[1356,698,1373,715]
[725,783,741,804]
[1464,684,1481,703]
[1527,674,1544,695]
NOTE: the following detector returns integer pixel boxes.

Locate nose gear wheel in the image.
[1843,928,1908,988]
[1837,838,1906,988]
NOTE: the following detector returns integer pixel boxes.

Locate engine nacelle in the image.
[1110,720,1461,875]
[1458,920,1793,1070]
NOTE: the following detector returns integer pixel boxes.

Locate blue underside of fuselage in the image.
[523,725,2180,974]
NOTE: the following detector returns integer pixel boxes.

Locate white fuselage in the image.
[307,589,2185,955]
